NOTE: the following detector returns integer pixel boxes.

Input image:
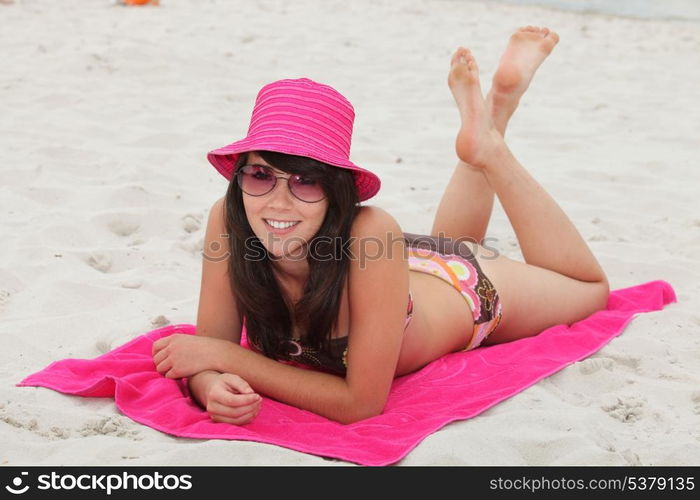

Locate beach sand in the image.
[1,0,698,465]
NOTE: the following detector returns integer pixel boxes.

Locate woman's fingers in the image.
[215,388,261,408]
[207,398,260,420]
[155,357,172,375]
[152,347,169,366]
[206,381,262,424]
[201,373,263,425]
[220,373,255,395]
[210,405,259,425]
[151,336,170,356]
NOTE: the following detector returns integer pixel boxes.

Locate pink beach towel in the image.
[18,280,676,466]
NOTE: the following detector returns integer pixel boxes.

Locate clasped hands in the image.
[152,333,262,425]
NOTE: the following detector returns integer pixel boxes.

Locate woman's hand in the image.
[152,333,231,379]
[205,373,262,425]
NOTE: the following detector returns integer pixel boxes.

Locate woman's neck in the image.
[271,258,309,293]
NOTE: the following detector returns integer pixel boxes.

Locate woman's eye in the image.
[247,166,273,179]
[296,177,317,185]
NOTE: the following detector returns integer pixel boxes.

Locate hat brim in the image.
[207,135,381,201]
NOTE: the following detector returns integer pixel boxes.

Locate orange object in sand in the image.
[122,0,160,6]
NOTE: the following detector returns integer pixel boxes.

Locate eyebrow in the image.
[250,162,285,175]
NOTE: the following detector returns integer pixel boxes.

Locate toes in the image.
[451,47,465,66]
[465,54,479,74]
[462,50,474,66]
[451,47,472,66]
[461,50,476,65]
[519,25,544,35]
[449,49,479,81]
[515,25,559,44]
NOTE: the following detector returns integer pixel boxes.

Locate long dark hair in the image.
[224,150,360,360]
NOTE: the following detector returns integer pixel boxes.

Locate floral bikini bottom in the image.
[404,232,503,351]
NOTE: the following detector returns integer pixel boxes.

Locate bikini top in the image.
[247,292,413,375]
[246,232,476,376]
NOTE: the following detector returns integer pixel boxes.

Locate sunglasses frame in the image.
[235,164,327,203]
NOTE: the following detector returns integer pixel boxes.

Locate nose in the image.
[267,176,296,205]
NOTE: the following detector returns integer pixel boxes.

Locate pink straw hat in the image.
[207,78,381,202]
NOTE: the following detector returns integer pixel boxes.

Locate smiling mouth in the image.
[264,219,301,230]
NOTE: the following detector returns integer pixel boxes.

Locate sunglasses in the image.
[235,164,326,203]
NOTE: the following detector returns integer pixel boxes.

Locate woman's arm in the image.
[187,369,221,408]
[187,196,242,398]
[196,196,243,342]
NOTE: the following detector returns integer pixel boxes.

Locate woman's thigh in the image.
[474,249,609,345]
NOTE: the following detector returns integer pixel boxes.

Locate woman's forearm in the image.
[187,369,221,408]
[214,342,361,424]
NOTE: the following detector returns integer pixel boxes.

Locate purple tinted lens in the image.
[238,165,274,195]
[288,177,324,202]
[238,165,324,202]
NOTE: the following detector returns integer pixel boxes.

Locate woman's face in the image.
[241,152,329,261]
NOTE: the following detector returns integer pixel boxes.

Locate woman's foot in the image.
[488,26,560,134]
[448,49,506,169]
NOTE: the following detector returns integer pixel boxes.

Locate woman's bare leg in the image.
[447,48,606,284]
[431,27,559,246]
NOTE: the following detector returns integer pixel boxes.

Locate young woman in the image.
[152,26,609,425]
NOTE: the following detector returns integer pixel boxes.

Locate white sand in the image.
[1,0,699,466]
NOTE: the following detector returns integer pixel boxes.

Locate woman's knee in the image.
[480,257,610,345]
[588,279,610,314]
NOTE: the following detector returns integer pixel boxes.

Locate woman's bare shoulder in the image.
[351,205,403,236]
[212,195,226,220]
[347,205,406,273]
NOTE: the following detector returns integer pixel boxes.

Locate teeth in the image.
[266,219,299,229]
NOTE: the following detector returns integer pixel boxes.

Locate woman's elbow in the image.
[596,278,610,310]
[336,399,384,425]
[338,408,382,425]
